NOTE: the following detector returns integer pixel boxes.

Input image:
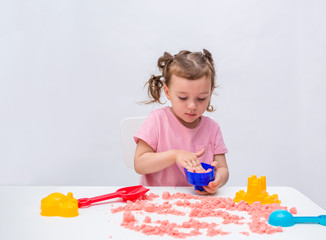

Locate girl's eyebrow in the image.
[176,91,210,94]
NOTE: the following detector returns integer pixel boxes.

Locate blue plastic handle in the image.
[268,210,326,227]
[294,216,320,224]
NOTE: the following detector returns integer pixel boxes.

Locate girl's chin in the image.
[180,116,201,128]
[170,108,200,127]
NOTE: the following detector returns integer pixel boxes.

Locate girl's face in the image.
[164,74,213,128]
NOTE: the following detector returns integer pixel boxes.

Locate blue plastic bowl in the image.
[184,163,215,191]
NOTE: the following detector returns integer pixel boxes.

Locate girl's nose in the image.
[188,101,196,109]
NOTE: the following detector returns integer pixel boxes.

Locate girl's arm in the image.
[134,139,205,174]
[213,154,229,187]
[196,154,229,195]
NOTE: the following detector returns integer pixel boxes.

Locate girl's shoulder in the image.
[148,107,183,129]
[150,106,169,115]
[200,115,221,130]
[149,106,172,119]
[145,107,171,125]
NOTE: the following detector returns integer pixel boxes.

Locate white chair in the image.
[120,117,146,169]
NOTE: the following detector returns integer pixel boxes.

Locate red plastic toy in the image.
[78,185,149,208]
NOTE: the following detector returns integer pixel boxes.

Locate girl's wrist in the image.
[170,150,179,164]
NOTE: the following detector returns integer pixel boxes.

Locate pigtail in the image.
[145,75,165,104]
[144,52,175,105]
[158,52,174,78]
[203,49,214,64]
[203,49,216,112]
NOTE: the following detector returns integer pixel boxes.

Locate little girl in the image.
[134,49,229,195]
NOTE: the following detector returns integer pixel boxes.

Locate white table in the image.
[1,186,325,240]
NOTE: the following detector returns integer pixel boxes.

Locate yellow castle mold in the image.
[41,192,79,217]
[233,175,280,205]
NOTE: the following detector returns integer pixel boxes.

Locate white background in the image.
[1,0,325,209]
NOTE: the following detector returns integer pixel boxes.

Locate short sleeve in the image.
[213,124,228,155]
[134,111,159,151]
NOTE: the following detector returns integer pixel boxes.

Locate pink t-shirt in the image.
[134,107,228,186]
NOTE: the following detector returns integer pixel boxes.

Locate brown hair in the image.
[145,49,216,112]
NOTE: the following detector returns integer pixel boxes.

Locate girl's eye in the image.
[197,98,206,102]
[179,97,187,101]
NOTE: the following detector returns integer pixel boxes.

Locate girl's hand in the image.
[175,149,205,171]
[195,161,220,195]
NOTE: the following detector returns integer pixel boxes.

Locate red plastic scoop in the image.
[78,185,149,208]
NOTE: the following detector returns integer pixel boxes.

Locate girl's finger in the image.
[208,180,219,188]
[203,186,216,194]
[195,190,210,195]
[190,158,199,168]
[211,161,218,167]
[195,148,205,158]
[194,164,205,172]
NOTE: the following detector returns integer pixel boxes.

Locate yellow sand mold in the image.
[233,175,280,205]
[41,192,79,217]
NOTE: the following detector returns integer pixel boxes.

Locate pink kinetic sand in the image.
[190,168,212,173]
[290,207,297,214]
[112,191,296,238]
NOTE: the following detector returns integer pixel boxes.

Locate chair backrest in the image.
[120,117,146,169]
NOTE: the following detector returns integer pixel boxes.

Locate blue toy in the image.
[268,210,326,227]
[184,163,215,191]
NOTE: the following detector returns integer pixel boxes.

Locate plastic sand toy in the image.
[233,175,280,205]
[268,209,326,227]
[78,185,149,207]
[184,162,215,191]
[41,185,149,217]
[40,192,79,217]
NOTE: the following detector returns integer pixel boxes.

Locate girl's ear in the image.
[164,84,171,100]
